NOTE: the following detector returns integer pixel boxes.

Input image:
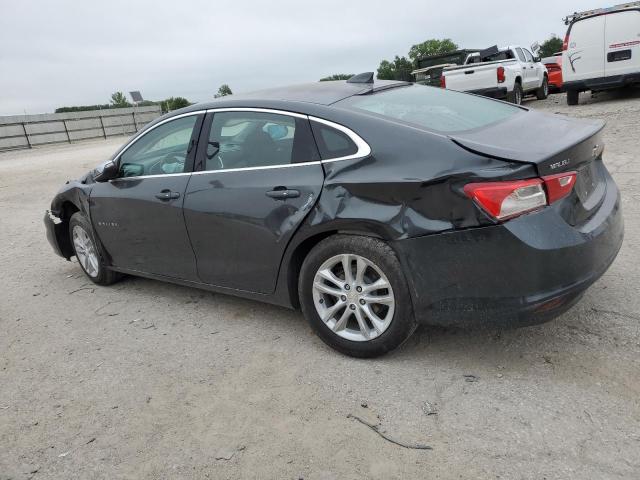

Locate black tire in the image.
[507,82,523,105]
[298,234,417,358]
[68,212,121,286]
[536,76,549,100]
[567,89,579,105]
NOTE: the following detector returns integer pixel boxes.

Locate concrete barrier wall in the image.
[0,106,163,151]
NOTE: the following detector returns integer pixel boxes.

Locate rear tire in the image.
[567,89,579,105]
[507,82,523,105]
[298,235,417,358]
[69,212,121,286]
[536,77,549,100]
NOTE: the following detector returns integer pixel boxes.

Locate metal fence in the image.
[0,106,162,152]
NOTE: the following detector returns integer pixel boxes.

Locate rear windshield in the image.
[336,84,521,133]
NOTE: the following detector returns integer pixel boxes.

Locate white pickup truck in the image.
[441,45,549,104]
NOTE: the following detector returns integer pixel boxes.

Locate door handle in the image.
[266,188,300,199]
[155,190,181,201]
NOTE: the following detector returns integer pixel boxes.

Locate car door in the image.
[522,48,537,89]
[90,113,204,281]
[183,109,324,294]
[563,15,606,82]
[605,10,640,78]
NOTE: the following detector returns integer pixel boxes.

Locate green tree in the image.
[376,56,414,82]
[539,35,564,58]
[214,84,233,98]
[160,97,191,113]
[408,38,458,63]
[110,91,131,108]
[319,74,354,81]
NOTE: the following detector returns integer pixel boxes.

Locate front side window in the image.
[336,84,521,134]
[204,111,318,171]
[119,115,197,177]
[523,49,534,62]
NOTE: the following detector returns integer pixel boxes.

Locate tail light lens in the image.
[562,33,569,51]
[464,172,577,221]
[497,66,506,83]
[542,171,577,203]
[464,179,546,220]
[440,75,446,88]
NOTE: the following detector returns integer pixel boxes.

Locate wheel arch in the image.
[282,226,389,309]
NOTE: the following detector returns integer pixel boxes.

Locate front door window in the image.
[119,115,197,177]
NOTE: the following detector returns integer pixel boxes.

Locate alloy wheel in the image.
[72,225,99,278]
[312,254,395,342]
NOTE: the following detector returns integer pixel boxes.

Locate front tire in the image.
[299,235,417,358]
[536,76,549,100]
[69,212,121,285]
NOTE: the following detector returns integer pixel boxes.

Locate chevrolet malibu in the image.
[45,74,624,357]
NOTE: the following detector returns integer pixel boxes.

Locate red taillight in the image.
[562,32,569,51]
[440,75,446,89]
[542,171,577,203]
[497,66,506,83]
[465,173,578,221]
[464,179,546,220]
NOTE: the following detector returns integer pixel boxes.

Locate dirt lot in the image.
[1,90,639,480]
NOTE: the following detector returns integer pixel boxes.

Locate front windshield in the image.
[336,84,521,133]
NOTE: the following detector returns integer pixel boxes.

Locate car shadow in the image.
[113,273,592,370]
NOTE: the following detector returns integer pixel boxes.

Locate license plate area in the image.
[575,161,604,211]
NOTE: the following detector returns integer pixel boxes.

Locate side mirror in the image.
[93,160,119,182]
[533,56,541,63]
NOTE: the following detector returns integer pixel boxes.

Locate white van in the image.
[562,2,640,105]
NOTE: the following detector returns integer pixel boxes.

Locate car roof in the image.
[180,79,409,113]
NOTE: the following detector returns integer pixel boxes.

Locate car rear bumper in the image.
[44,211,72,259]
[564,72,640,92]
[468,86,508,99]
[393,168,624,327]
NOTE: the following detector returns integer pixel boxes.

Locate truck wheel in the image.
[507,83,523,105]
[567,89,579,105]
[536,77,549,100]
[299,234,417,358]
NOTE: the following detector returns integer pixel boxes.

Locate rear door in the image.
[183,109,324,293]
[563,15,606,82]
[604,10,640,77]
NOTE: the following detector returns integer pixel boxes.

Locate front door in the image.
[90,113,203,280]
[183,110,324,294]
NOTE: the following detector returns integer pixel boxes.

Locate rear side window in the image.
[516,48,526,62]
[336,84,520,133]
[204,111,319,171]
[311,122,358,159]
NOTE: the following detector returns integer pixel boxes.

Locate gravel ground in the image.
[1,89,639,479]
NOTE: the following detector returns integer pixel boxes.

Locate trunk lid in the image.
[449,110,606,225]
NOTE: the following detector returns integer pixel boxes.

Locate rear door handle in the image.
[266,188,300,199]
[155,190,181,201]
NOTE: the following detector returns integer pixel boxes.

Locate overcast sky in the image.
[0,0,599,115]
